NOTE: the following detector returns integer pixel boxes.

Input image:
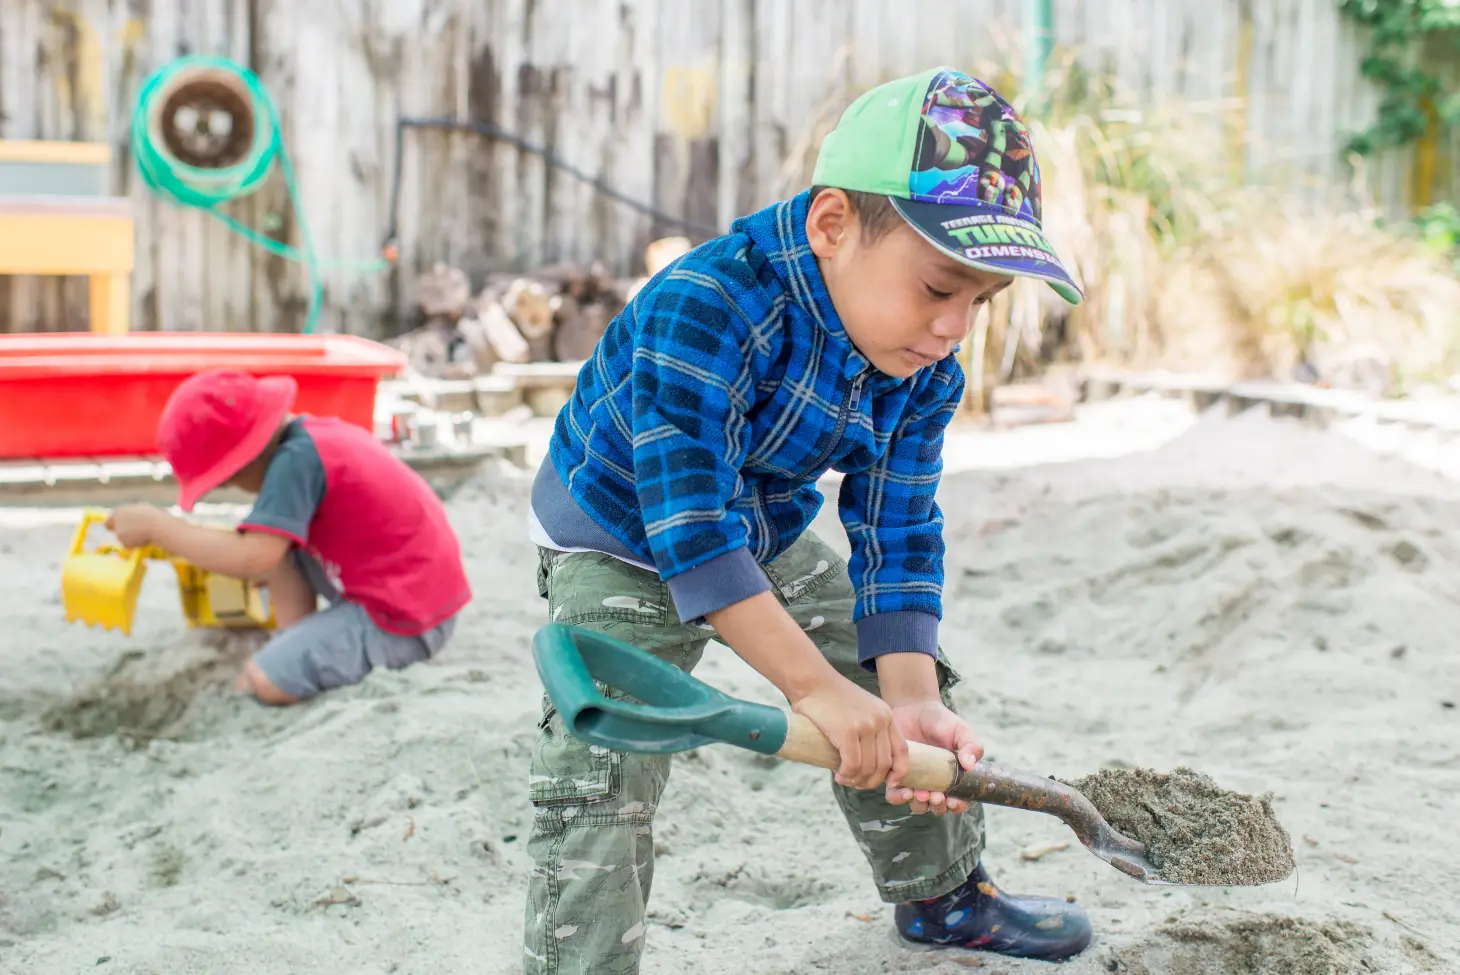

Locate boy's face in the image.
[226,455,269,494]
[806,189,1012,379]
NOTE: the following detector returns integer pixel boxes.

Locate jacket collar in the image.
[733,191,874,382]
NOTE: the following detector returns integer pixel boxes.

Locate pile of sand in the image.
[1,401,1457,973]
[1061,766,1295,886]
[1110,912,1377,975]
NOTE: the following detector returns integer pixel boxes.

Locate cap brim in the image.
[890,198,1083,305]
[175,375,298,512]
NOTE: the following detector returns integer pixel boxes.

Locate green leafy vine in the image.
[1336,0,1460,156]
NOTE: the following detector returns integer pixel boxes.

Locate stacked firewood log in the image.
[388,237,693,381]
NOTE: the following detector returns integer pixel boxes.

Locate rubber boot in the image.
[894,861,1093,962]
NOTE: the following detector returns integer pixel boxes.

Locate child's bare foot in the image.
[233,659,300,706]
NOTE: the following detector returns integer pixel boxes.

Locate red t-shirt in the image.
[238,416,471,634]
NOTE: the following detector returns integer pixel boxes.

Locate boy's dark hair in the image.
[807,185,901,243]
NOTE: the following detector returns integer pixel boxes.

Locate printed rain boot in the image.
[894,861,1093,962]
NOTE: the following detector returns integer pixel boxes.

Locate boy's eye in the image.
[925,284,953,300]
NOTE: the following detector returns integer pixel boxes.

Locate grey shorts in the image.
[252,550,457,700]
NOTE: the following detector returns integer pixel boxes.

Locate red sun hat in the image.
[157,369,298,512]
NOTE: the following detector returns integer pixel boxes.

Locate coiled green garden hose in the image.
[131,56,385,334]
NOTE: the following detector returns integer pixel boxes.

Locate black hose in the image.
[382,116,721,257]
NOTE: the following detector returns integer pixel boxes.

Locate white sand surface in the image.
[2,397,1457,974]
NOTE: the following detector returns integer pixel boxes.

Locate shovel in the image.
[532,622,1177,886]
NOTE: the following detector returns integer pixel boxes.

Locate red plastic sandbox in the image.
[0,332,407,459]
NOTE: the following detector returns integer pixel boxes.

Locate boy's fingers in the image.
[837,734,863,787]
[857,729,882,789]
[956,729,985,766]
[888,729,910,789]
[874,732,893,789]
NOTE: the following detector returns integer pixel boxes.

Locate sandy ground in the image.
[2,397,1457,975]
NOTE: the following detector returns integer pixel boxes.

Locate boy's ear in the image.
[806,188,853,260]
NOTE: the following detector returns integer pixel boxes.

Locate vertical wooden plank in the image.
[244,0,299,332]
[780,0,843,160]
[880,0,918,82]
[717,0,756,229]
[1149,0,1176,101]
[138,0,188,330]
[849,0,884,89]
[484,0,524,273]
[561,0,612,266]
[1291,0,1319,190]
[289,0,344,332]
[540,0,576,265]
[516,0,550,269]
[312,0,397,336]
[1048,0,1084,83]
[915,0,958,76]
[115,0,161,331]
[653,2,720,232]
[604,0,659,273]
[1270,0,1299,190]
[1307,0,1339,187]
[2,1,58,329]
[1240,0,1265,180]
[748,0,784,207]
[1112,0,1140,98]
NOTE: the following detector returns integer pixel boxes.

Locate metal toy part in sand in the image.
[62,508,274,637]
[532,623,1294,889]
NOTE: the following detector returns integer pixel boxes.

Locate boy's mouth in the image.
[903,348,946,367]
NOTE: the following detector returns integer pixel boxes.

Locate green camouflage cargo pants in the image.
[523,529,986,974]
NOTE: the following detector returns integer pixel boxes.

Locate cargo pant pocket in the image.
[529,696,620,807]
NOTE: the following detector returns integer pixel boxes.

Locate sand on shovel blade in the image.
[1059,766,1296,886]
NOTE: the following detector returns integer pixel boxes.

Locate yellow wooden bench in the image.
[0,140,134,334]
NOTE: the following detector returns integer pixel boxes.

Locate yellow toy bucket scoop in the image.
[61,508,157,636]
[60,507,276,636]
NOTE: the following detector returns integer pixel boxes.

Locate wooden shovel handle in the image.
[776,712,962,790]
[776,712,1100,838]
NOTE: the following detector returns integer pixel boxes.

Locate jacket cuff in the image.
[855,611,940,671]
[666,546,771,623]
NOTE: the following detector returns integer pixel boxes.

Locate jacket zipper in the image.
[752,480,779,557]
[797,369,867,480]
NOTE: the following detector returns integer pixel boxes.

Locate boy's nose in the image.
[930,310,973,341]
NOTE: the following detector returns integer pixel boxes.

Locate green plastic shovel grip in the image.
[531,622,790,756]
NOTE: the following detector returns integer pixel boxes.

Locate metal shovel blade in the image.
[531,623,1195,886]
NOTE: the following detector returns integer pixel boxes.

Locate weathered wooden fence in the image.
[0,0,1449,336]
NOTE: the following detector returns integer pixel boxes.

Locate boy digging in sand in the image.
[524,67,1092,970]
[105,369,470,705]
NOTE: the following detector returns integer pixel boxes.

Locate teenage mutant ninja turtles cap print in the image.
[812,66,1082,305]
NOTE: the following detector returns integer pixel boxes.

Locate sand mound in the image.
[1111,912,1373,975]
[1060,766,1295,885]
[40,630,266,741]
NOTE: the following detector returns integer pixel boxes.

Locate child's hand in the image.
[885,700,984,816]
[105,504,165,549]
[792,678,908,792]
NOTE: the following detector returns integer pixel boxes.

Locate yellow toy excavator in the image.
[61,508,275,637]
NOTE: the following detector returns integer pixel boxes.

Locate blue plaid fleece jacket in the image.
[535,190,964,668]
